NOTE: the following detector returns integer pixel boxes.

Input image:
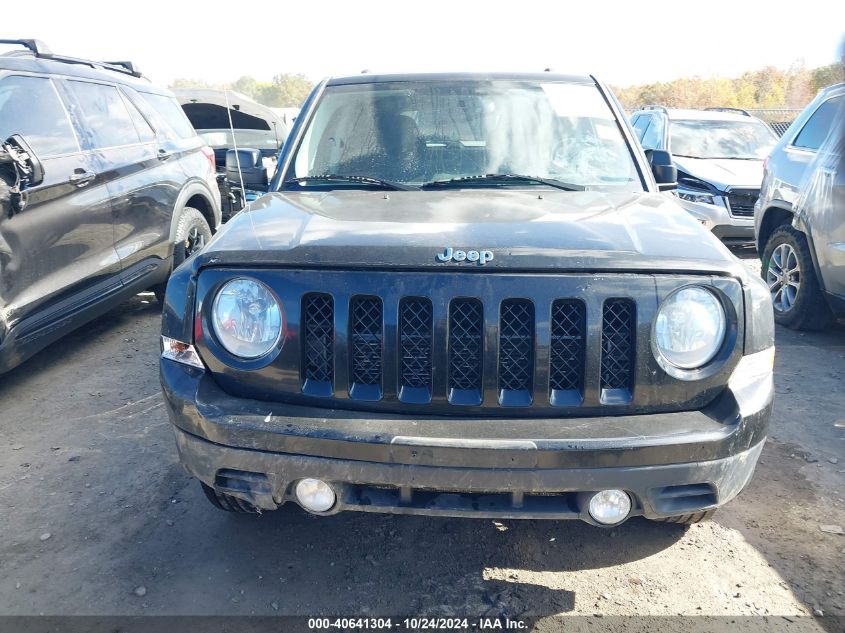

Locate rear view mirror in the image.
[645,149,677,192]
[225,148,268,192]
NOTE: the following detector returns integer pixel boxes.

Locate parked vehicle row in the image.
[0,39,220,373]
[629,94,843,332]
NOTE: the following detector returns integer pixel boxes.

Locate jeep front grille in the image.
[299,292,639,408]
[726,188,759,218]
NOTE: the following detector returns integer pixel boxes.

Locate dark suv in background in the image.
[0,39,221,373]
[755,82,845,330]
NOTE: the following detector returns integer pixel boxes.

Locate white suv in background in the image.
[630,106,778,245]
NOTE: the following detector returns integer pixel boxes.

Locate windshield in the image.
[198,129,281,152]
[669,119,776,159]
[286,80,643,191]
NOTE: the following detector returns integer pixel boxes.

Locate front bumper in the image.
[679,199,755,243]
[161,359,773,523]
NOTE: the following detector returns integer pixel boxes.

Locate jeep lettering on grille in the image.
[436,247,494,265]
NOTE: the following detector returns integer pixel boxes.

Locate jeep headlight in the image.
[654,286,726,369]
[211,278,283,358]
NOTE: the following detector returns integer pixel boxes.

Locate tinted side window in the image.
[641,115,664,150]
[121,91,156,143]
[632,115,650,142]
[66,81,140,148]
[0,75,78,156]
[137,93,197,140]
[793,96,843,151]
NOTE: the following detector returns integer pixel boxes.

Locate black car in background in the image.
[0,39,221,374]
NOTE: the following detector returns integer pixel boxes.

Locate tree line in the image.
[170,63,844,111]
[612,62,843,110]
[169,74,315,108]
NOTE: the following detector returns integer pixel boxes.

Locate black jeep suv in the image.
[160,72,775,527]
[0,40,221,373]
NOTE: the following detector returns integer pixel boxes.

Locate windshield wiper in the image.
[421,174,585,191]
[285,174,419,191]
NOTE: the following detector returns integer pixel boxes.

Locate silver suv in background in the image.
[630,106,778,244]
[754,82,845,330]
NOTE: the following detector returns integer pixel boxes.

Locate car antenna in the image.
[224,89,247,205]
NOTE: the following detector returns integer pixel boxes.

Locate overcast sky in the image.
[5,0,844,87]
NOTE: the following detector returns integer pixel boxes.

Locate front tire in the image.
[153,206,212,303]
[761,225,832,331]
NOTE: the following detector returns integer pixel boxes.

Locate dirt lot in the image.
[0,254,843,631]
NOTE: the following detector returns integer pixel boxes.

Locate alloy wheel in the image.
[767,242,800,313]
[184,226,206,256]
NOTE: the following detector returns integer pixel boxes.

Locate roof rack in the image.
[0,39,143,78]
[0,39,52,55]
[705,107,751,116]
[639,104,668,113]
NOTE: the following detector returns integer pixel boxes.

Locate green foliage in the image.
[613,62,843,110]
[168,74,315,108]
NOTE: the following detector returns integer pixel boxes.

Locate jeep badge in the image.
[436,247,494,265]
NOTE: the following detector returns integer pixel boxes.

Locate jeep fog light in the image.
[161,336,204,369]
[588,489,632,525]
[295,478,336,513]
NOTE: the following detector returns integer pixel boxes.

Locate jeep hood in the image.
[673,156,764,191]
[196,190,746,277]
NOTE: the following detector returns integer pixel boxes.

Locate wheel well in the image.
[185,194,217,233]
[757,207,793,253]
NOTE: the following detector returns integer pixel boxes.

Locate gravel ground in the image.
[0,254,843,631]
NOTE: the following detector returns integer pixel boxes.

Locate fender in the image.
[759,199,829,296]
[168,178,221,247]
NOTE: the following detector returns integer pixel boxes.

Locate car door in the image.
[779,95,843,211]
[61,79,183,285]
[0,73,120,333]
[790,94,845,298]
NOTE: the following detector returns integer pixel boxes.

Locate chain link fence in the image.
[745,109,803,137]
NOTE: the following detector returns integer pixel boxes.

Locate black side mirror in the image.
[1,135,44,216]
[645,149,677,192]
[225,148,268,192]
[5,135,45,187]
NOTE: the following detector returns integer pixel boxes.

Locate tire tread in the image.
[761,225,832,331]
